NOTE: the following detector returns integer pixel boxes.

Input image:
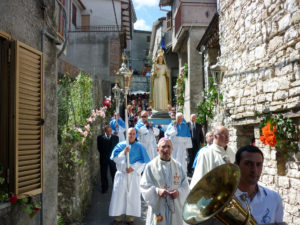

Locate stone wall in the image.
[58,123,103,223]
[217,0,300,224]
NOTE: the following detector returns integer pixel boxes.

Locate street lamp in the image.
[115,55,133,190]
[210,62,227,87]
[210,60,227,124]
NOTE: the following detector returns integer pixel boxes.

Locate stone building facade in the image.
[0,0,58,224]
[200,0,300,224]
[159,0,217,119]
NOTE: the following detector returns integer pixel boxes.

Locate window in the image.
[72,4,77,27]
[57,0,65,38]
[147,35,150,42]
[145,49,149,56]
[81,15,90,31]
[0,30,44,198]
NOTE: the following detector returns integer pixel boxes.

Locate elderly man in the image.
[109,128,150,225]
[134,111,160,160]
[165,113,192,174]
[109,113,126,142]
[97,125,119,193]
[140,137,190,225]
[190,126,235,189]
[187,114,204,176]
[235,145,283,224]
[192,131,214,169]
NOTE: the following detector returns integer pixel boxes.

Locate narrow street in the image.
[81,178,147,225]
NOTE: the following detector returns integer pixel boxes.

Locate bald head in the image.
[127,128,136,144]
[214,126,229,147]
[190,114,196,123]
[141,110,148,123]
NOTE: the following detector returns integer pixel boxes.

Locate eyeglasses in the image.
[141,116,148,118]
[217,134,229,138]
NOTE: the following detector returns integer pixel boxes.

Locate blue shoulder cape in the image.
[166,121,191,137]
[109,118,125,130]
[110,141,150,164]
[192,145,209,168]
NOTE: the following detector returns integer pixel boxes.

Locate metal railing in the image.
[70,25,123,32]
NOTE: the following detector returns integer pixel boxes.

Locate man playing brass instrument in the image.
[234,145,284,224]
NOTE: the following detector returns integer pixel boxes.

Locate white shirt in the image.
[235,185,283,224]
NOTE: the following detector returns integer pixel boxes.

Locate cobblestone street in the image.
[81,178,147,225]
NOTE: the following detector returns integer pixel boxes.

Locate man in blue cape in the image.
[110,113,126,142]
[134,111,160,160]
[109,128,150,225]
[165,112,192,174]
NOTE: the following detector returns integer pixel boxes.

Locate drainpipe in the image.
[39,0,68,224]
[41,0,68,57]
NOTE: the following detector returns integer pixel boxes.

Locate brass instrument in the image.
[183,164,257,225]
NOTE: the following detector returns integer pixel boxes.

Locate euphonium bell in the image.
[183,164,257,225]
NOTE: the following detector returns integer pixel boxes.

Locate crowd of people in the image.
[97,110,284,225]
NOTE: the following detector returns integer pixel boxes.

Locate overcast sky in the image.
[132,0,170,31]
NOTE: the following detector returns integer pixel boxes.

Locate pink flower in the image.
[83,131,89,137]
[77,128,83,133]
[85,124,90,131]
[86,117,93,123]
[81,138,86,145]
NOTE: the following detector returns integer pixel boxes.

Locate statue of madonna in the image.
[150,49,170,111]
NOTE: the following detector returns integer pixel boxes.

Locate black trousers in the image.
[100,157,117,191]
[187,140,199,174]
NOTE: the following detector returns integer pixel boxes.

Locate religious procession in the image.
[96,48,287,225]
[0,1,299,225]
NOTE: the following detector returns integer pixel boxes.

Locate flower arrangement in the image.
[9,195,41,217]
[175,63,188,111]
[0,165,41,218]
[104,97,111,108]
[258,113,299,157]
[260,122,277,147]
[59,105,107,168]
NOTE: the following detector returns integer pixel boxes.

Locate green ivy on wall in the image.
[57,72,109,169]
[175,63,188,111]
[196,77,223,126]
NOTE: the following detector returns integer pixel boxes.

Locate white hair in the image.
[176,112,183,118]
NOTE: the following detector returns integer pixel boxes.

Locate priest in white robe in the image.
[190,126,235,190]
[110,113,126,142]
[109,128,150,225]
[165,112,192,173]
[140,137,190,225]
[134,111,160,160]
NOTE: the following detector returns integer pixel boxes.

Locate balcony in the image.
[174,1,216,37]
[69,25,123,33]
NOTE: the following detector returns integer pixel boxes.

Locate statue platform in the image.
[148,110,174,125]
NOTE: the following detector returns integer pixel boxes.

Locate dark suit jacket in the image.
[97,134,119,162]
[187,122,204,150]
